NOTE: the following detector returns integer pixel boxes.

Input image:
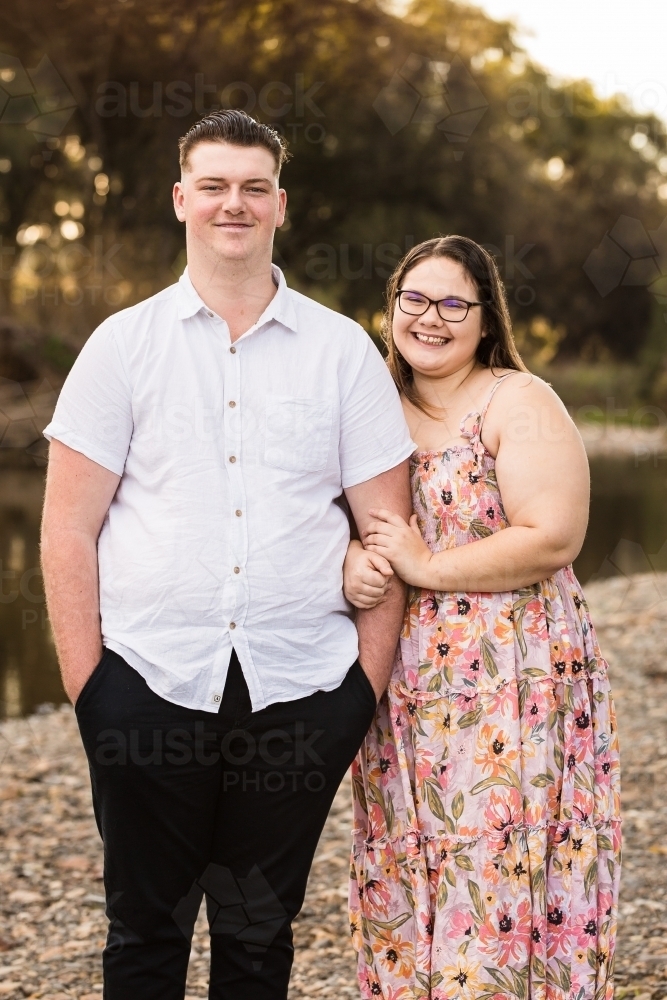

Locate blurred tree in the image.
[0,0,665,359]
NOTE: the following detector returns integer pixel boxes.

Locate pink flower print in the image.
[458,457,482,490]
[435,760,450,792]
[459,647,483,680]
[414,744,435,783]
[414,456,433,480]
[546,893,570,958]
[362,875,393,915]
[523,689,549,729]
[377,743,400,782]
[417,909,434,940]
[595,750,614,786]
[573,906,598,949]
[501,898,533,964]
[419,591,440,628]
[572,787,595,825]
[475,498,500,529]
[524,598,548,642]
[429,484,467,534]
[367,802,388,843]
[484,789,522,850]
[597,888,614,928]
[478,901,532,965]
[487,682,519,721]
[446,908,476,940]
[564,735,587,774]
[530,911,548,950]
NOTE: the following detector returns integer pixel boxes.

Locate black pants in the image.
[75,647,377,1000]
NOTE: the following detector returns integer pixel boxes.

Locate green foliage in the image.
[0,0,665,361]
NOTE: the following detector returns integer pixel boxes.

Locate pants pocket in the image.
[353,660,378,713]
[74,647,110,715]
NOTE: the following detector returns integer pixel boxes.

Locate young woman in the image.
[344,236,621,1000]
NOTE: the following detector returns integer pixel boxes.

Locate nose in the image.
[418,302,445,327]
[222,186,245,214]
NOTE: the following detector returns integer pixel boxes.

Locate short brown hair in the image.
[382,235,529,414]
[178,110,291,173]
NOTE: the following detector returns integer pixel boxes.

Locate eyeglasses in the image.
[396,289,484,322]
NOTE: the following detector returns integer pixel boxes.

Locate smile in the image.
[412,332,452,346]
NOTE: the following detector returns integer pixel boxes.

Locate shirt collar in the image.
[176,263,299,334]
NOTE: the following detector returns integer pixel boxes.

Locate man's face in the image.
[173,141,287,263]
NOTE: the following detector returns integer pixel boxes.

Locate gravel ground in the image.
[0,572,665,999]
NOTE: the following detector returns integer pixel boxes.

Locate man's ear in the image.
[276,187,287,227]
[173,181,186,223]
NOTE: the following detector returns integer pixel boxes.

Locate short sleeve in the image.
[339,330,415,488]
[42,319,133,476]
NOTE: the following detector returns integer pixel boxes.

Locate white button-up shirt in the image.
[43,266,414,711]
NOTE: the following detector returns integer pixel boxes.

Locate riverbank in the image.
[0,572,666,998]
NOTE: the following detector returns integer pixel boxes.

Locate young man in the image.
[40,110,413,999]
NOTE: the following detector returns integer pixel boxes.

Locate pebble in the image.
[0,572,664,997]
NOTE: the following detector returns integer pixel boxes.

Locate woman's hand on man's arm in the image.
[343,539,394,609]
[366,376,590,594]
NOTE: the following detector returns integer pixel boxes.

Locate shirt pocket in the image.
[264,395,333,474]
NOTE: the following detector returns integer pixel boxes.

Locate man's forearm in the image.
[41,527,103,703]
[356,577,406,699]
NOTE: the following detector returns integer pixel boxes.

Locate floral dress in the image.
[349,373,621,1000]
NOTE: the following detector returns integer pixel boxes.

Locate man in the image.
[41,110,413,1000]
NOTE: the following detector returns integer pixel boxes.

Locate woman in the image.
[343,236,621,1000]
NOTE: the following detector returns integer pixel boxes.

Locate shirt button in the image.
[230,346,236,354]
[229,622,236,630]
[229,455,236,463]
[233,566,240,574]
[235,509,242,517]
[206,310,214,318]
[229,400,236,408]
[212,693,222,703]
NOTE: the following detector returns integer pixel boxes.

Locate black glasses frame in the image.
[397,289,484,322]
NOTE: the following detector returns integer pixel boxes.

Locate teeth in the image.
[414,332,450,345]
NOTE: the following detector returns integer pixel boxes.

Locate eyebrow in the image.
[196,176,273,184]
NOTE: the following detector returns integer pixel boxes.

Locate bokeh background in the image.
[1,0,667,716]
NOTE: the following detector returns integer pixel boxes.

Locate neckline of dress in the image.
[412,442,491,458]
[412,407,484,457]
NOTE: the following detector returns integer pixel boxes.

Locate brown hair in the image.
[179,110,291,173]
[382,235,529,413]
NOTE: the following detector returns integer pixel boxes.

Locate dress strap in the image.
[459,372,521,460]
[478,372,520,431]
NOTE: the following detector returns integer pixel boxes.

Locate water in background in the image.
[1,455,666,719]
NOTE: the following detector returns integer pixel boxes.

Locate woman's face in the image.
[392,256,486,379]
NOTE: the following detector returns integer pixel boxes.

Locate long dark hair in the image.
[382,235,529,413]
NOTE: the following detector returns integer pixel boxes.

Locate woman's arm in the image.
[363,376,590,592]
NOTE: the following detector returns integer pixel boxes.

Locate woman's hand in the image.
[363,510,433,587]
[343,539,394,609]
